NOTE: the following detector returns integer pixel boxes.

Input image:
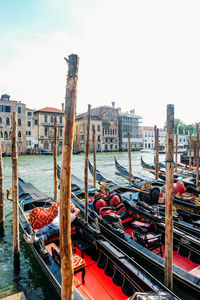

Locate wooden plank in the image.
[1,292,26,300]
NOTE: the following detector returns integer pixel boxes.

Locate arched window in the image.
[6,117,10,125]
[60,128,62,137]
[0,131,3,138]
[0,117,2,124]
[18,131,21,138]
[44,127,48,137]
[4,131,8,139]
[9,131,12,139]
[18,118,21,126]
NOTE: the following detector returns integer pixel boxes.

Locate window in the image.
[0,106,3,112]
[97,125,101,131]
[45,128,48,136]
[0,131,3,138]
[50,116,54,123]
[59,116,62,124]
[108,111,112,117]
[18,118,21,126]
[27,111,32,116]
[60,128,62,137]
[6,117,10,125]
[0,117,2,123]
[27,121,31,127]
[35,120,38,125]
[76,125,78,131]
[18,107,21,114]
[98,135,101,142]
[5,106,11,112]
[18,131,21,138]
[44,115,47,123]
[92,124,95,132]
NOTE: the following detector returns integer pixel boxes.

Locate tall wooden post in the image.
[54,117,58,201]
[196,123,199,189]
[0,138,4,237]
[93,128,96,188]
[12,112,20,271]
[84,104,91,223]
[175,135,178,173]
[154,126,159,180]
[128,133,132,184]
[193,141,197,168]
[60,54,79,300]
[189,131,192,170]
[164,104,174,290]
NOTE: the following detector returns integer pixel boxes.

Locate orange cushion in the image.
[30,202,59,229]
[73,254,86,271]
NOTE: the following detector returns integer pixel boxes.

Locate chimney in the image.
[112,101,115,108]
[61,103,64,111]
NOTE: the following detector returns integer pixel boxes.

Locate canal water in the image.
[0,151,195,300]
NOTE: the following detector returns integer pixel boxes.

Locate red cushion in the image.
[30,202,59,229]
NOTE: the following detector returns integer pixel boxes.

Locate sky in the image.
[0,0,200,128]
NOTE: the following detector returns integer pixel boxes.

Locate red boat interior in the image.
[45,242,129,300]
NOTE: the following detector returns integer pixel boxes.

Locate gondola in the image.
[141,156,198,188]
[17,178,179,300]
[115,157,200,216]
[69,169,200,298]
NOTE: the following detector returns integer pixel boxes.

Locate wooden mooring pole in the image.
[0,138,4,237]
[196,123,199,189]
[154,126,159,180]
[189,131,192,170]
[164,104,174,290]
[12,112,20,271]
[84,104,91,223]
[175,134,178,173]
[128,132,132,185]
[54,117,58,201]
[60,54,79,300]
[93,128,96,188]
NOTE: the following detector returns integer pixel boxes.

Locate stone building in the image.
[26,107,36,152]
[118,109,143,151]
[33,106,64,153]
[89,102,119,151]
[73,115,102,153]
[0,94,27,154]
[142,126,166,150]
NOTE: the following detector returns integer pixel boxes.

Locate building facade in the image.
[73,115,102,153]
[142,126,166,150]
[33,107,64,153]
[90,103,119,151]
[0,94,27,154]
[118,110,143,151]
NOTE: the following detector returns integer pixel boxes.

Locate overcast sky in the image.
[0,0,200,128]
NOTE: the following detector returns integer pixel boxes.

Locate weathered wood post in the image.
[175,135,178,173]
[12,112,20,271]
[164,104,174,290]
[0,138,4,237]
[93,128,96,188]
[193,141,197,168]
[60,54,79,300]
[84,104,91,223]
[196,123,199,189]
[128,132,132,184]
[154,126,159,180]
[189,131,192,170]
[54,117,58,201]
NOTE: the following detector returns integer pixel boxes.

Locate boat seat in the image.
[131,220,151,232]
[99,207,121,224]
[46,243,86,283]
[132,228,163,257]
[189,266,200,278]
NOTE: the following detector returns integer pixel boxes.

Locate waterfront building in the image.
[0,94,27,154]
[33,106,64,153]
[142,126,166,150]
[90,102,119,151]
[118,109,143,151]
[26,107,36,153]
[73,115,102,153]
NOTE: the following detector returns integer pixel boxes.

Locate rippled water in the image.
[0,151,193,300]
